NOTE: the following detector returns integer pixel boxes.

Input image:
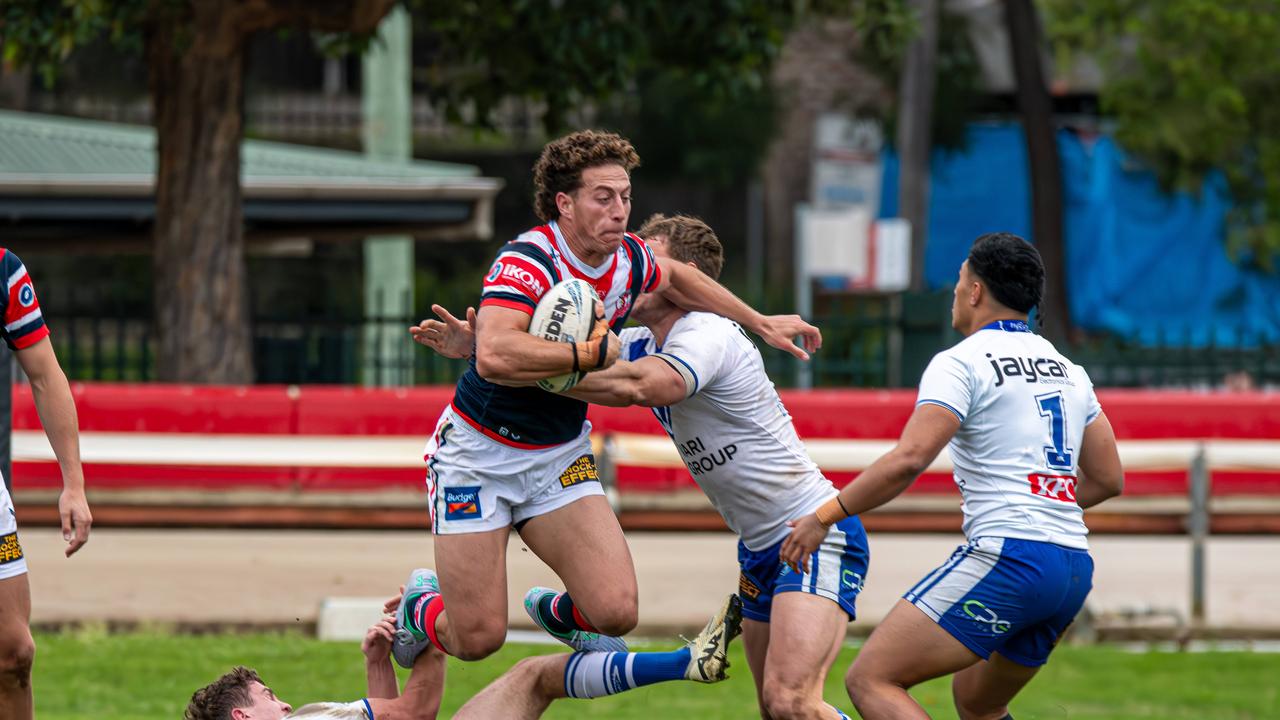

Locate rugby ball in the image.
[529,278,601,393]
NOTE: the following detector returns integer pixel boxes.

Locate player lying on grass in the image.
[779,232,1125,720]
[184,569,742,720]
[415,214,863,720]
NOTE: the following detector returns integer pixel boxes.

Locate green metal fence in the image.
[45,294,1280,389]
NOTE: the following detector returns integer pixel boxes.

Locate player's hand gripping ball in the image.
[529,278,613,392]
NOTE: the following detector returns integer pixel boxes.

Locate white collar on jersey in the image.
[548,219,616,279]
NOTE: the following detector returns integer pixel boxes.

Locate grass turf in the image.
[32,628,1280,719]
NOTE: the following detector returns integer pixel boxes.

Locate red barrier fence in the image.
[11,383,1280,498]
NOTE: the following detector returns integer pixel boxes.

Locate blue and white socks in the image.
[563,648,692,699]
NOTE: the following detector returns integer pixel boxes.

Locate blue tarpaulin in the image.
[879,123,1280,345]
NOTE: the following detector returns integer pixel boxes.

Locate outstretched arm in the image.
[564,356,689,408]
[473,305,618,385]
[779,404,959,572]
[362,616,401,699]
[652,257,821,360]
[16,337,91,557]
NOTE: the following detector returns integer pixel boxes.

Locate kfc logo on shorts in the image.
[17,283,35,308]
[443,486,483,521]
[1028,473,1077,502]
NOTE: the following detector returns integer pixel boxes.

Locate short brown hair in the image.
[186,666,262,720]
[637,214,724,280]
[533,130,640,222]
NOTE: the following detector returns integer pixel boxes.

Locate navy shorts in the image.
[737,515,870,622]
[905,536,1093,666]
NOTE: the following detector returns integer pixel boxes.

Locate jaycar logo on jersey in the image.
[986,353,1072,387]
[17,283,35,308]
[1028,473,1077,502]
[443,486,483,520]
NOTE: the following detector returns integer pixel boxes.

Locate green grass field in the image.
[32,629,1280,719]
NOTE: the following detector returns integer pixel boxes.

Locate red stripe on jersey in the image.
[5,270,37,326]
[449,403,563,450]
[10,325,49,350]
[479,297,536,315]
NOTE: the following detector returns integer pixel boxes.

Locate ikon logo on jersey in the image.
[443,486,483,520]
[485,260,546,297]
[1028,473,1077,502]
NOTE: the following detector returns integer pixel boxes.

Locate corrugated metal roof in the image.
[0,109,480,181]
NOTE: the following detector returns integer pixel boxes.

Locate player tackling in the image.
[417,214,866,720]
[404,130,819,669]
[780,232,1125,720]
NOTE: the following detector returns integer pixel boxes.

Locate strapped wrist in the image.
[814,496,848,527]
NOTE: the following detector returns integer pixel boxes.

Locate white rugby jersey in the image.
[286,701,370,718]
[620,312,837,551]
[917,320,1101,550]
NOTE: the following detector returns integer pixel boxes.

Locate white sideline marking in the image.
[12,430,1280,472]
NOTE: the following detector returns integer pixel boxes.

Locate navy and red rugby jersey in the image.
[451,220,662,448]
[0,250,50,351]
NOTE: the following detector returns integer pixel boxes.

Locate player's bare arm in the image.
[410,304,476,359]
[650,256,822,360]
[362,615,402,700]
[1074,412,1124,508]
[564,356,688,408]
[780,403,959,573]
[16,336,90,556]
[473,305,619,384]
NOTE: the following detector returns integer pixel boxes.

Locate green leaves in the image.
[1044,0,1280,268]
[1,0,148,87]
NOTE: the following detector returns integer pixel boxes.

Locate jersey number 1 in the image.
[1035,391,1073,471]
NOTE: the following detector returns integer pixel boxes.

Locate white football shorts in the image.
[424,405,605,535]
[0,478,28,580]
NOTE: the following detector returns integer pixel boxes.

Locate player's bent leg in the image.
[761,593,847,720]
[432,527,511,660]
[846,599,981,720]
[518,495,638,636]
[741,618,772,718]
[950,652,1038,720]
[0,574,34,720]
[454,654,568,720]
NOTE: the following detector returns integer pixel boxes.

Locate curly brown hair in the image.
[532,130,640,222]
[185,666,263,720]
[637,213,724,280]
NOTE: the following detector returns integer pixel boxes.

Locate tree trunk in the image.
[148,6,254,383]
[897,0,939,293]
[1004,0,1071,344]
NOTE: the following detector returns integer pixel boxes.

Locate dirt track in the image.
[22,528,1280,634]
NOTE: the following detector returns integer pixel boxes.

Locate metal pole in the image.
[793,205,812,389]
[362,7,414,387]
[1188,443,1210,626]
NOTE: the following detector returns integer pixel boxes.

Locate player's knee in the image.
[588,601,637,636]
[844,660,881,707]
[761,679,811,720]
[449,621,506,661]
[952,692,1008,720]
[0,629,35,688]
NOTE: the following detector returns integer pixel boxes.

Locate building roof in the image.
[0,110,503,243]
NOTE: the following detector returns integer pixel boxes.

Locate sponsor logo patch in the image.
[0,532,24,565]
[1028,473,1077,502]
[558,454,600,488]
[738,573,762,600]
[961,599,1011,634]
[485,262,503,283]
[18,283,35,308]
[443,486,483,521]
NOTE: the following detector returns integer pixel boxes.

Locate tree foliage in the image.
[1044,0,1280,268]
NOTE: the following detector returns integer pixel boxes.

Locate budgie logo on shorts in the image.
[444,486,483,521]
[962,599,1011,634]
[0,532,24,564]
